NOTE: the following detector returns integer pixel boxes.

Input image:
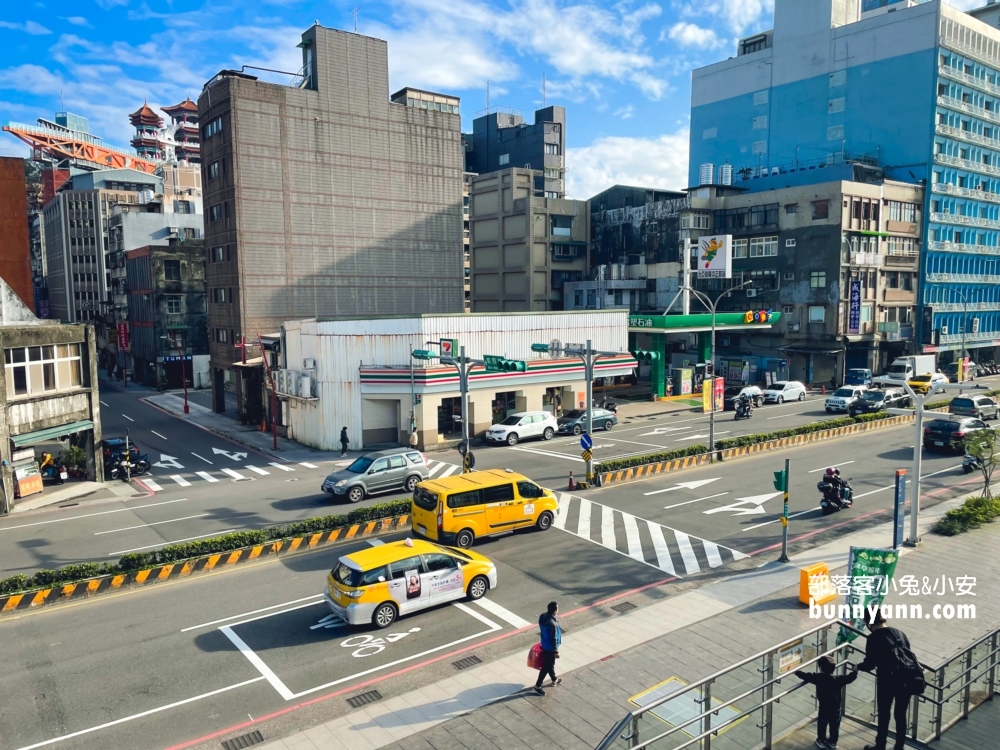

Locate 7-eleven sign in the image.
[440,338,458,357]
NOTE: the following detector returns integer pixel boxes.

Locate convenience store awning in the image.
[10,420,94,447]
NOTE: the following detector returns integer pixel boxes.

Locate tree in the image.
[964,429,999,499]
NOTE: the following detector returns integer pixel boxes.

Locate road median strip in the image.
[0,500,412,615]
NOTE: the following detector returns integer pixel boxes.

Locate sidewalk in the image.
[252,493,1000,750]
[11,480,134,513]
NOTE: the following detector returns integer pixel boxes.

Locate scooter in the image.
[40,462,68,484]
[595,396,618,415]
[962,454,982,474]
[106,452,151,480]
[734,398,754,421]
[818,478,854,515]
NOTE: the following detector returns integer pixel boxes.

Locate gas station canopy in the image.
[628,312,781,334]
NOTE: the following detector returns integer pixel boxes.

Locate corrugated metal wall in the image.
[283,311,628,450]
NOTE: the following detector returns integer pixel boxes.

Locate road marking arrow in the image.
[644,478,721,496]
[152,454,184,469]
[213,447,248,461]
[640,426,692,436]
[703,492,782,516]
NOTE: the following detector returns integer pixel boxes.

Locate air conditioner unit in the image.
[941,325,949,336]
[299,374,312,399]
[303,358,316,370]
[746,288,757,297]
[972,317,980,333]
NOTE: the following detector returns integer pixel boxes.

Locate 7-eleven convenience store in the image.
[278,311,636,452]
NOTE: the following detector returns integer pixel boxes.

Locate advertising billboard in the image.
[696,235,732,279]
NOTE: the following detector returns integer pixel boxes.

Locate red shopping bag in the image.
[527,643,544,670]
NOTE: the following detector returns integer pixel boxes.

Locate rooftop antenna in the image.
[542,74,546,108]
[352,8,359,33]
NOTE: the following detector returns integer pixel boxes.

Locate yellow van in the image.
[324,538,497,628]
[410,468,558,548]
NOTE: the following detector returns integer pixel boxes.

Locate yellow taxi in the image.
[908,372,948,395]
[410,468,559,548]
[324,538,497,628]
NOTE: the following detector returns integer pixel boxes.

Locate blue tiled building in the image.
[690,0,1000,361]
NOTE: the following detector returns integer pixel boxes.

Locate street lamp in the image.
[161,333,189,414]
[879,376,986,545]
[687,279,755,461]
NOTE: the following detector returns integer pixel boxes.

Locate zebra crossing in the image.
[552,493,748,578]
[425,459,463,479]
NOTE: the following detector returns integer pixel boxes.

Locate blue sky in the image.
[0,0,785,197]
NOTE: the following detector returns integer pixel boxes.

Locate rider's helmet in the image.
[825,467,836,477]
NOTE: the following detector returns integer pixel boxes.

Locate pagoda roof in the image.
[162,97,198,114]
[129,101,163,126]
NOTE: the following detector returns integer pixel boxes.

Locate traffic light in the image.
[411,349,437,360]
[773,470,787,492]
[531,343,550,353]
[631,348,660,362]
[495,358,526,372]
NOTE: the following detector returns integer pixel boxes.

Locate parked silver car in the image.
[322,448,430,503]
[949,395,999,421]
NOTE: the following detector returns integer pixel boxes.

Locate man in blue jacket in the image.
[533,601,562,695]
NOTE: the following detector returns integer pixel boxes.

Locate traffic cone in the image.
[568,471,575,491]
[821,385,826,395]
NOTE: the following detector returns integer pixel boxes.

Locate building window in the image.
[613,290,623,306]
[749,236,778,257]
[574,290,583,307]
[164,260,181,281]
[888,201,917,223]
[210,246,224,263]
[176,200,192,214]
[785,203,798,214]
[211,288,226,303]
[551,216,572,236]
[753,115,768,130]
[203,117,223,139]
[742,35,767,55]
[4,344,83,399]
[733,239,748,258]
[811,200,830,220]
[165,296,182,314]
[808,306,826,323]
[544,143,560,155]
[810,271,826,288]
[544,167,560,179]
[782,305,795,314]
[498,154,510,166]
[209,204,223,222]
[207,161,220,180]
[214,328,229,343]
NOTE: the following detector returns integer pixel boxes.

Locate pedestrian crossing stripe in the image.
[245,465,270,475]
[196,471,218,483]
[426,460,462,478]
[221,468,247,480]
[300,462,318,468]
[269,463,294,472]
[169,475,191,487]
[552,494,748,578]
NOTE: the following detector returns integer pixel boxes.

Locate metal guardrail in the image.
[595,619,1000,750]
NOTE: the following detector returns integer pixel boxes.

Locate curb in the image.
[597,411,941,486]
[0,514,410,616]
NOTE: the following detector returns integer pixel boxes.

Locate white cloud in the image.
[64,17,91,27]
[0,20,52,35]
[664,22,723,49]
[565,128,690,199]
[613,104,634,119]
[94,0,129,8]
[944,0,983,9]
[695,0,773,34]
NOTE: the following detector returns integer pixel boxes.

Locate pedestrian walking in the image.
[795,655,858,749]
[340,426,349,457]
[858,609,924,750]
[533,601,562,695]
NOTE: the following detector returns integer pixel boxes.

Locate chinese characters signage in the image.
[848,279,862,335]
[697,234,733,279]
[117,323,130,351]
[837,547,898,643]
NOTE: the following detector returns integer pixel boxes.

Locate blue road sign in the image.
[580,433,593,450]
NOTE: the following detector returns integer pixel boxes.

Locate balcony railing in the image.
[934,301,997,312]
[938,64,1000,99]
[937,95,1000,126]
[930,212,997,228]
[939,330,1000,344]
[926,272,1000,284]
[934,152,1000,180]
[928,239,1000,255]
[932,181,1000,205]
[936,123,998,150]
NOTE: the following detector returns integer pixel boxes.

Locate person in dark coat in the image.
[533,601,562,695]
[795,655,858,749]
[339,426,349,457]
[858,609,913,750]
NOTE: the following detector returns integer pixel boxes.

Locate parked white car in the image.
[485,411,558,446]
[825,385,867,413]
[761,380,808,404]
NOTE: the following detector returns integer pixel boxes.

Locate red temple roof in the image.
[162,97,198,114]
[129,101,163,127]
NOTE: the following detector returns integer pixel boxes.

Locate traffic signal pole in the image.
[585,339,594,482]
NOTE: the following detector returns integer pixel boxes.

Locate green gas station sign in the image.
[628,311,781,329]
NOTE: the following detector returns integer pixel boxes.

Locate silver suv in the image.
[322,448,430,503]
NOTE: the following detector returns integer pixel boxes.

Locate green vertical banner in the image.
[837,546,899,644]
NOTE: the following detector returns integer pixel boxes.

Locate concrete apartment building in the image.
[468,168,588,312]
[198,24,465,414]
[0,157,33,310]
[463,106,566,198]
[688,0,1000,364]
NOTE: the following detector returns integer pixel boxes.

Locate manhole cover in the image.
[453,655,483,670]
[611,601,637,613]
[221,730,264,750]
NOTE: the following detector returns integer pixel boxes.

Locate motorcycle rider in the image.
[736,392,753,418]
[39,451,55,475]
[822,468,852,508]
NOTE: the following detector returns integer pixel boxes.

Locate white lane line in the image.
[471,598,532,629]
[553,493,570,530]
[139,478,162,492]
[245,465,270,475]
[451,601,501,630]
[151,430,168,440]
[95,514,210,535]
[222,598,325,629]
[109,530,234,556]
[221,468,247,480]
[621,513,645,563]
[703,540,724,568]
[169,475,191,487]
[268,462,294,472]
[299,462,318,469]
[438,464,461,478]
[663,492,729,511]
[510,445,585,463]
[577,497,592,538]
[99,400,109,407]
[427,462,447,477]
[12,677,266,750]
[600,504,615,549]
[809,461,855,473]
[195,471,218,483]
[192,452,213,464]
[0,498,187,531]
[645,521,676,576]
[673,530,700,575]
[766,410,812,420]
[220,626,295,701]
[367,539,385,546]
[122,414,134,422]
